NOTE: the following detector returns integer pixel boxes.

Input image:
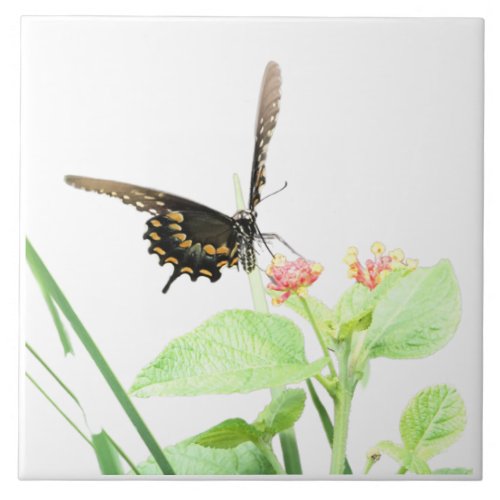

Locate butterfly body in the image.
[65,61,282,293]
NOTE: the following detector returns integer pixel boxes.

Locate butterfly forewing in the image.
[249,61,282,210]
[65,175,238,292]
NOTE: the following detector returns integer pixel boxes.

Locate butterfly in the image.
[66,61,290,294]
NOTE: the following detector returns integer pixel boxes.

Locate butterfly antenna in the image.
[259,181,288,203]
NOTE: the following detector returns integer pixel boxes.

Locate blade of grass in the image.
[26,238,174,475]
[92,430,124,475]
[26,341,140,474]
[105,433,141,475]
[26,372,93,448]
[26,342,85,418]
[233,174,302,474]
[39,286,74,355]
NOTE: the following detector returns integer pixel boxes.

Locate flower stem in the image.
[299,297,338,381]
[330,346,353,474]
[233,173,302,475]
[330,389,352,474]
[256,441,286,475]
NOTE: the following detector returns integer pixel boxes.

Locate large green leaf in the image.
[364,260,461,359]
[400,385,466,461]
[136,442,274,475]
[130,309,327,397]
[254,389,306,436]
[193,418,262,449]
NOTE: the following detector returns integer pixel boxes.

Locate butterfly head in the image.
[233,209,257,240]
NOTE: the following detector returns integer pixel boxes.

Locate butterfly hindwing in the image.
[144,211,239,293]
[249,61,282,210]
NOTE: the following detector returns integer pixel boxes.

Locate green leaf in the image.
[254,389,306,435]
[400,385,466,461]
[332,269,409,341]
[92,431,124,475]
[130,310,328,397]
[432,467,472,475]
[136,442,274,475]
[364,260,461,359]
[193,418,262,449]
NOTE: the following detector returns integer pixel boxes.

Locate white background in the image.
[1,0,498,499]
[20,16,483,479]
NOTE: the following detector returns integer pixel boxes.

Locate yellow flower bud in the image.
[343,254,358,266]
[311,263,324,274]
[371,241,385,256]
[406,258,419,269]
[346,246,358,256]
[389,248,405,262]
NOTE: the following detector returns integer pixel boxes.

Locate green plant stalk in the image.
[330,346,353,474]
[397,466,408,475]
[306,379,353,474]
[299,297,338,381]
[256,441,286,475]
[233,174,302,475]
[26,372,94,448]
[26,238,174,475]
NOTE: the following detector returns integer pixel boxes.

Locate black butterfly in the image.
[66,61,289,294]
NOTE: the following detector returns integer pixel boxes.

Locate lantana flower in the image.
[266,254,323,305]
[343,242,418,290]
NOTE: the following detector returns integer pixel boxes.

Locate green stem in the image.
[233,174,302,475]
[299,297,338,381]
[26,372,94,448]
[26,238,174,475]
[330,347,353,475]
[397,466,408,475]
[330,389,352,474]
[256,441,286,475]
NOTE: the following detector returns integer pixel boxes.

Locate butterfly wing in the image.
[249,61,282,210]
[65,175,238,293]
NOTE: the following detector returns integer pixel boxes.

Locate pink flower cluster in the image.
[344,242,418,290]
[266,254,324,305]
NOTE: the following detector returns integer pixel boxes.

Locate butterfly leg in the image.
[258,233,304,259]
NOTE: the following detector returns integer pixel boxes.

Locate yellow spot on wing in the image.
[153,247,166,256]
[168,223,182,231]
[166,257,179,264]
[179,240,192,248]
[173,233,187,242]
[217,245,230,255]
[167,212,184,223]
[217,260,228,268]
[200,269,213,277]
[151,220,162,227]
[181,267,193,274]
[149,232,161,241]
[203,244,216,255]
[230,257,239,267]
